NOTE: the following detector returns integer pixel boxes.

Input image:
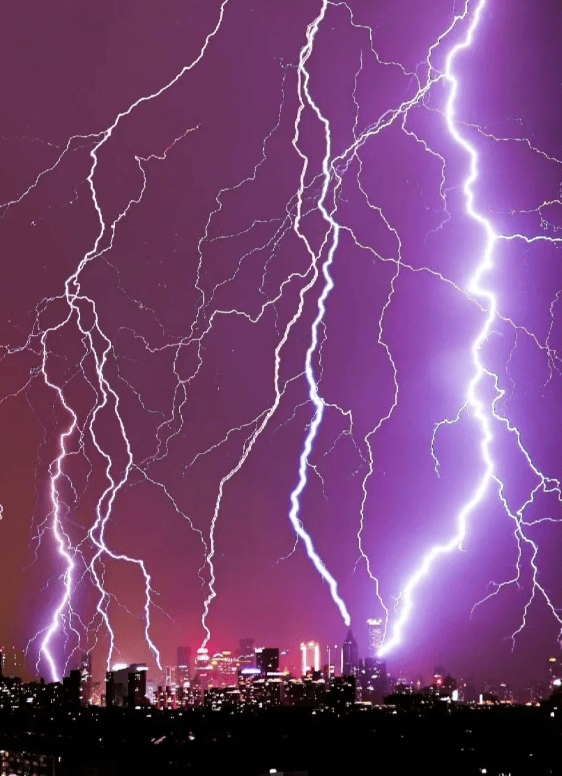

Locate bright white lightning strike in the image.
[379,0,494,657]
[27,0,232,681]
[284,0,351,625]
[5,0,562,682]
[379,0,562,657]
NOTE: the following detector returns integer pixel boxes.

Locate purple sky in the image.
[1,0,562,693]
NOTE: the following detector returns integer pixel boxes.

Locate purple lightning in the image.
[12,0,232,682]
[3,0,562,686]
[379,0,562,657]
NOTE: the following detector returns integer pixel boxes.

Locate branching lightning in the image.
[2,0,562,684]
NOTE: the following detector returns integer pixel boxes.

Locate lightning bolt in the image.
[0,0,232,682]
[379,0,562,657]
[4,0,562,683]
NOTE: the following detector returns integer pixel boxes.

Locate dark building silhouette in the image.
[62,670,81,708]
[177,646,191,686]
[359,657,387,703]
[128,667,148,709]
[328,675,355,710]
[341,630,359,676]
[106,664,148,709]
[255,647,279,674]
[70,651,92,704]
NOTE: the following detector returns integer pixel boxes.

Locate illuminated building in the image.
[146,678,159,705]
[261,675,283,706]
[209,650,237,687]
[255,647,279,674]
[300,641,320,676]
[204,685,240,710]
[176,683,203,708]
[177,646,191,686]
[156,684,178,709]
[341,630,358,676]
[326,645,338,676]
[366,618,384,657]
[194,647,211,689]
[245,676,282,707]
[0,749,51,775]
[163,665,175,689]
[235,667,285,708]
[283,676,325,707]
[323,663,335,685]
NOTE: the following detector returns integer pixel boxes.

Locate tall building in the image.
[105,663,148,708]
[177,646,191,686]
[209,651,237,687]
[238,668,262,705]
[341,630,359,675]
[366,618,384,657]
[128,666,148,709]
[194,647,211,689]
[300,642,320,676]
[163,665,175,688]
[70,651,92,704]
[255,647,279,675]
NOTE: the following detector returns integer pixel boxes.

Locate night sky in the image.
[1,0,562,694]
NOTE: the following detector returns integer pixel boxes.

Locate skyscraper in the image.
[194,647,211,689]
[366,618,384,657]
[341,630,359,675]
[209,651,237,687]
[177,646,191,686]
[71,651,92,704]
[300,642,320,676]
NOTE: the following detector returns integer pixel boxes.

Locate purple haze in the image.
[0,0,561,693]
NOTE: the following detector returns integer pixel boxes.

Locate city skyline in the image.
[2,624,560,705]
[1,0,562,695]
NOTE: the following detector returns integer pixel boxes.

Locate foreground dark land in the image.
[1,700,561,775]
